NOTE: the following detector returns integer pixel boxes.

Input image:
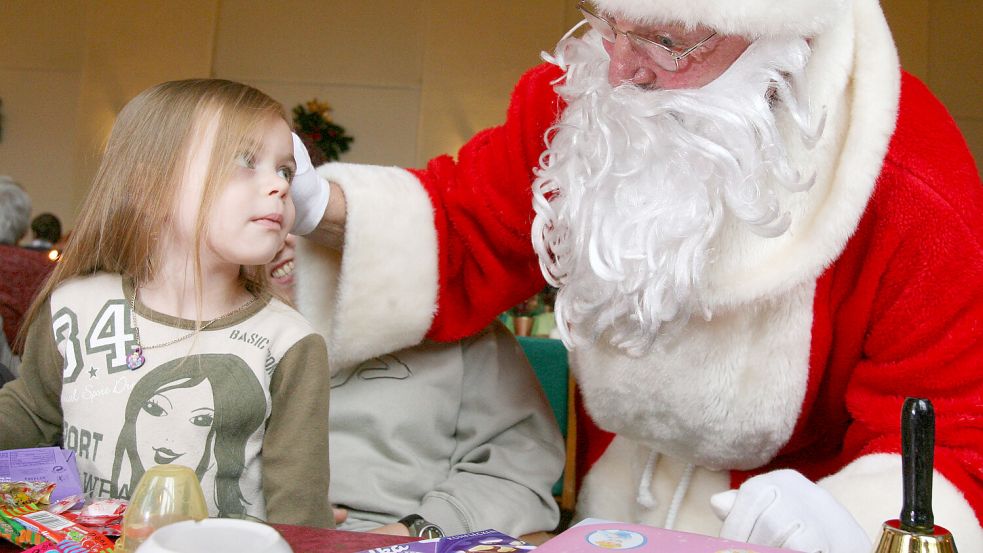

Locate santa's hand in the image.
[710,469,871,553]
[290,132,331,235]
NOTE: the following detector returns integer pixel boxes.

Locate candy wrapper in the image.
[0,505,46,548]
[0,482,56,509]
[0,448,84,511]
[23,542,59,553]
[25,541,112,553]
[0,504,114,553]
[61,500,127,537]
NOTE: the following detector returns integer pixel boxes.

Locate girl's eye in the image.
[189,413,214,427]
[235,152,255,169]
[277,167,294,181]
[142,398,167,417]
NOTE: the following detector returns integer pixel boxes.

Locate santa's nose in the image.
[606,35,658,87]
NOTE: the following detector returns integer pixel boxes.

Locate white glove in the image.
[290,132,331,235]
[710,469,871,553]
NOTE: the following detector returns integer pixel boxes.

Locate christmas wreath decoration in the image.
[292,99,354,166]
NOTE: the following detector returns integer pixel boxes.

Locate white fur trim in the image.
[703,0,901,307]
[592,0,849,38]
[573,279,815,470]
[294,163,438,371]
[819,453,983,547]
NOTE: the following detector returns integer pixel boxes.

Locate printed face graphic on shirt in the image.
[136,380,215,467]
[111,354,266,517]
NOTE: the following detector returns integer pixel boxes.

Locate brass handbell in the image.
[872,398,958,553]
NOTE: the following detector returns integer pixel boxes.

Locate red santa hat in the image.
[590,0,849,38]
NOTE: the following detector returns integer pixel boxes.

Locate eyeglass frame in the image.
[577,1,718,72]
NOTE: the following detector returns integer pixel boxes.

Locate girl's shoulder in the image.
[51,272,124,305]
[54,271,121,291]
[244,293,322,341]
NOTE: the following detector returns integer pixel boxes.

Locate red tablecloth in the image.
[0,524,420,553]
[273,524,421,553]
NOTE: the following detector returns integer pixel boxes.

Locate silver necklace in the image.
[126,288,260,370]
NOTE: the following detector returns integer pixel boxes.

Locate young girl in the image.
[270,237,564,537]
[0,79,332,528]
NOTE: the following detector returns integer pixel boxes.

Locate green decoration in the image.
[292,99,354,165]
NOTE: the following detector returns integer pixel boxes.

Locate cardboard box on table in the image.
[537,519,803,553]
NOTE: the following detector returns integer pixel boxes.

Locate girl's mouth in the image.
[153,447,182,464]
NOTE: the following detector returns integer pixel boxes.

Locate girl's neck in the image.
[140,244,252,321]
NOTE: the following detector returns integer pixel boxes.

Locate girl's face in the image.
[176,112,297,271]
[136,380,215,467]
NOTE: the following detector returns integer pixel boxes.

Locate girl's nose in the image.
[266,174,289,198]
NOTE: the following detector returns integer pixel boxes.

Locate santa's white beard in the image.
[532,32,821,356]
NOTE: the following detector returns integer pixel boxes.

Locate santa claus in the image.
[288,0,983,551]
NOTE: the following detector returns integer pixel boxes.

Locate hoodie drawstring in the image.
[635,447,696,530]
[635,449,660,509]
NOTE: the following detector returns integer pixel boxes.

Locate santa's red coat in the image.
[298,60,983,545]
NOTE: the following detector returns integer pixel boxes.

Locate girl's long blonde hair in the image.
[20,79,289,345]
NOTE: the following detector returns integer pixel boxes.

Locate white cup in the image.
[134,518,293,553]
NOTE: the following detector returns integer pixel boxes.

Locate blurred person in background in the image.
[0,176,55,357]
[0,176,31,247]
[0,314,16,386]
[24,212,62,254]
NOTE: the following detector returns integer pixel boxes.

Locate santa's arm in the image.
[817,94,983,546]
[296,63,564,367]
[823,299,983,546]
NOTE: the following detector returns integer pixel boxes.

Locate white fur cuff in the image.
[296,163,438,370]
[819,453,982,548]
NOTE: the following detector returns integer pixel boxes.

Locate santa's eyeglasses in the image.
[578,1,717,72]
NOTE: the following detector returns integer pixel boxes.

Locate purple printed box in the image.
[357,528,535,553]
[0,447,84,508]
[537,520,802,553]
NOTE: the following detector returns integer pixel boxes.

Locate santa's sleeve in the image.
[295,63,564,369]
[815,74,983,546]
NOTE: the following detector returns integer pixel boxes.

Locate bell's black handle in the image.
[900,397,935,533]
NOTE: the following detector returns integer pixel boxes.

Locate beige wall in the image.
[1,0,219,229]
[0,1,86,226]
[73,1,219,211]
[882,0,983,173]
[212,0,429,168]
[1,1,979,232]
[212,0,577,166]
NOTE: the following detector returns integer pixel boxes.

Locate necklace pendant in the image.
[127,347,145,370]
